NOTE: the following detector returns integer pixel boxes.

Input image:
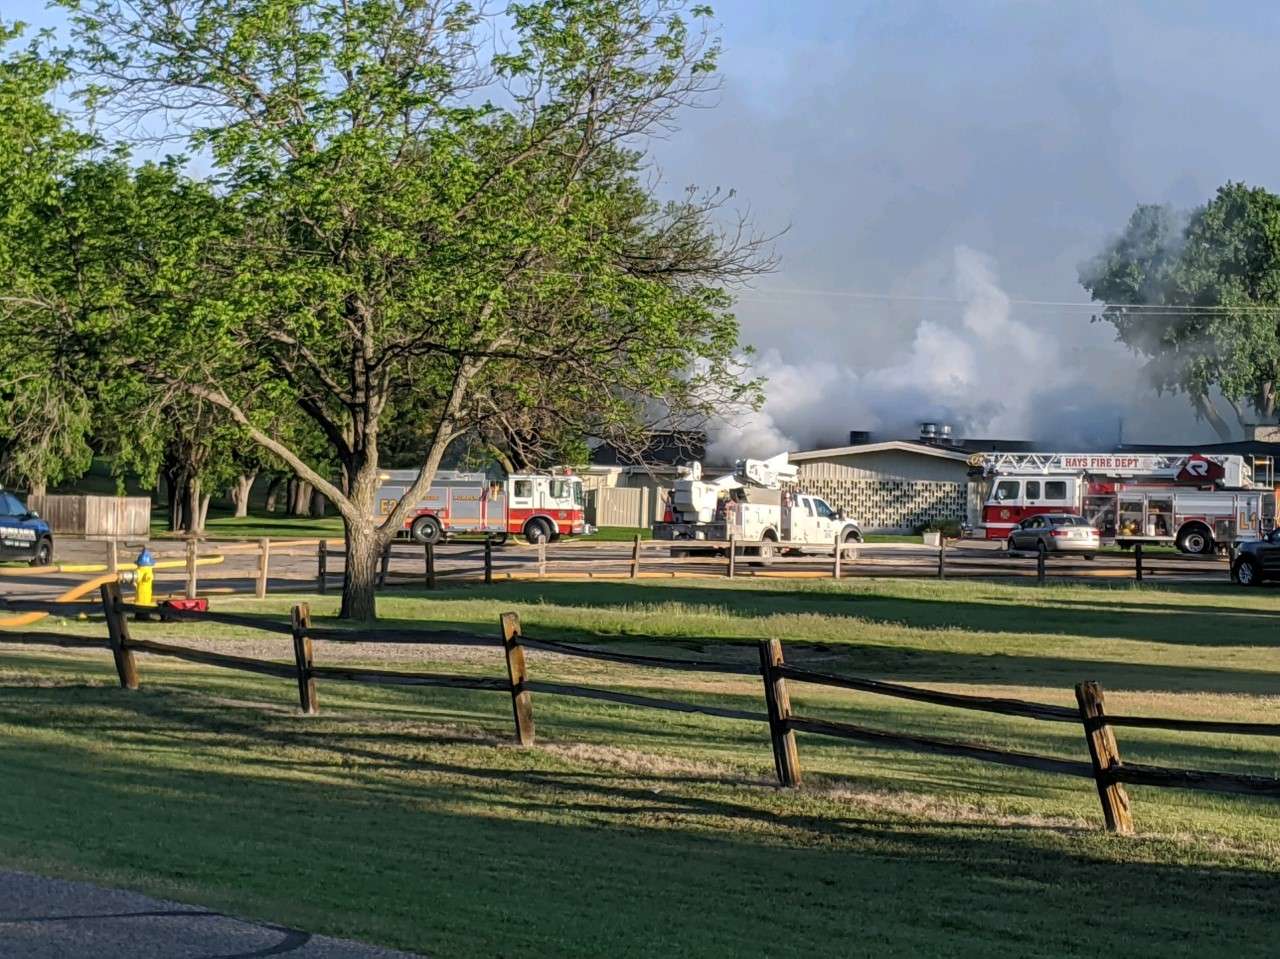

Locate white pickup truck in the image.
[654,459,863,563]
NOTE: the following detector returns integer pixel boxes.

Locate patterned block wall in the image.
[788,478,967,533]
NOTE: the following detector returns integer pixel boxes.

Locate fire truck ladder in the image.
[971,452,1239,477]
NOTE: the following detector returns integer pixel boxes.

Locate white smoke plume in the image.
[708,246,1076,461]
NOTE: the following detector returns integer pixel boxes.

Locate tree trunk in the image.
[290,479,313,517]
[1193,393,1234,442]
[28,479,47,500]
[341,521,382,621]
[166,469,192,532]
[264,474,283,512]
[186,478,204,535]
[198,492,212,531]
[230,472,257,517]
[310,487,327,517]
[340,464,385,621]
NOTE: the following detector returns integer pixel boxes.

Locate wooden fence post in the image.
[1074,681,1133,835]
[727,534,736,578]
[185,537,198,599]
[290,603,318,715]
[378,543,392,589]
[630,534,641,579]
[107,539,119,575]
[833,532,841,579]
[937,538,947,580]
[537,540,546,578]
[424,542,436,589]
[757,638,801,787]
[1036,547,1046,584]
[484,537,494,584]
[500,612,534,745]
[100,581,139,690]
[256,537,270,600]
[1134,542,1144,583]
[317,540,328,594]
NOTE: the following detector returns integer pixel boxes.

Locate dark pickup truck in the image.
[1231,528,1280,585]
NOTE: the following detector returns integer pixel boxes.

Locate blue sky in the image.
[10,1,1280,446]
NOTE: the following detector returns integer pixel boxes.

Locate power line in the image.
[739,285,1280,313]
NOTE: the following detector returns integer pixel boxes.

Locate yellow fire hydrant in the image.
[134,547,156,607]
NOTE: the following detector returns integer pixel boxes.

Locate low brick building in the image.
[789,440,973,533]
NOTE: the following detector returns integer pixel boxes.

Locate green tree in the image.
[1081,183,1280,440]
[60,0,767,619]
[0,24,96,496]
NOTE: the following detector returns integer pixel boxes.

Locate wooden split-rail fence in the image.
[315,534,1208,589]
[2,584,1277,835]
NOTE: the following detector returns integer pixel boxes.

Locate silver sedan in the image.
[1007,514,1100,557]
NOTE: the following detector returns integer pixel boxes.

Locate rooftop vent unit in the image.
[848,430,871,445]
[919,422,954,444]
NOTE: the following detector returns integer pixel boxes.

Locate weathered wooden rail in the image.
[3,585,1276,836]
[312,533,1223,589]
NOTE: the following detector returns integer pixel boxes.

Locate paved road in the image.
[0,535,1233,605]
[0,870,418,958]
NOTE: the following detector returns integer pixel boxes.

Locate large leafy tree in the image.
[1081,183,1280,440]
[59,0,766,619]
[0,25,96,496]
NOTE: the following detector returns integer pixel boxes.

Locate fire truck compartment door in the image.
[376,484,408,517]
[488,486,507,525]
[449,488,484,527]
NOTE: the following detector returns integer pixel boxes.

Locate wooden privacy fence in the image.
[27,495,151,539]
[585,486,660,529]
[5,586,1279,836]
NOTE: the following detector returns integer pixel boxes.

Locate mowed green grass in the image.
[1,577,1278,957]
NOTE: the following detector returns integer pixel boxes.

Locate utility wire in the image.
[739,285,1280,313]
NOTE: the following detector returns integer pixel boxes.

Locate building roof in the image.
[588,431,706,467]
[789,440,973,463]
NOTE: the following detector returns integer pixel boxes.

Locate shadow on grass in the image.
[380,579,1280,648]
[296,615,1278,698]
[0,681,1276,958]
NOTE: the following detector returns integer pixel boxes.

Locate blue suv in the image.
[0,491,54,566]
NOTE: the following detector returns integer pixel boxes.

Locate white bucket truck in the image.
[653,453,863,563]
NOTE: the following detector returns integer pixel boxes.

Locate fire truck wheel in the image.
[523,519,552,544]
[410,516,442,545]
[1176,524,1214,555]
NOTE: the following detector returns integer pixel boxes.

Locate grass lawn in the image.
[1,577,1278,957]
[579,525,652,542]
[177,510,346,540]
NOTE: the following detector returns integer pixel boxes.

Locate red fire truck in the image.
[966,452,1275,554]
[374,470,589,544]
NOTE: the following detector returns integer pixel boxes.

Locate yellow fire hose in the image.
[0,555,224,629]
